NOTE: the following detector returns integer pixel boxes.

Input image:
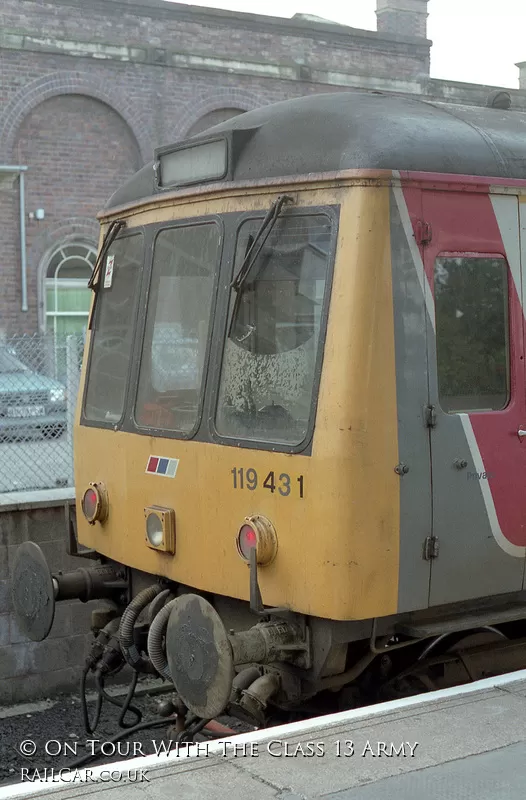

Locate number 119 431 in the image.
[231,468,304,498]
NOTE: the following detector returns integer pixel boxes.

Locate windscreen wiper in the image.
[231,194,293,293]
[87,219,126,291]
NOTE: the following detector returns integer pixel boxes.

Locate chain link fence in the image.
[0,333,84,495]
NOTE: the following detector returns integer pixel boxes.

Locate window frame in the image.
[80,228,146,431]
[208,204,339,454]
[130,216,225,440]
[433,250,512,415]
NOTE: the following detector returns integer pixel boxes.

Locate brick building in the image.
[1,0,526,338]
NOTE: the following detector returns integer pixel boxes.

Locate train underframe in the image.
[12,539,526,737]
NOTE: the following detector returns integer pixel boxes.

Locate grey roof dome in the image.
[106,91,526,209]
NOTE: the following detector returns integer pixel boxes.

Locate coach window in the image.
[434,256,509,413]
[84,234,143,423]
[135,222,220,433]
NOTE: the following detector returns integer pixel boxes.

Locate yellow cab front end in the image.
[75,175,400,624]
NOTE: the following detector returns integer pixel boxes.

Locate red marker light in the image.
[237,525,257,560]
[235,517,278,566]
[82,488,98,520]
[81,483,108,524]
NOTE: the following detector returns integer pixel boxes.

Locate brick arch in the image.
[177,89,265,139]
[33,218,100,331]
[0,71,151,164]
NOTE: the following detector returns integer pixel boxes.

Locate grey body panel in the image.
[106,91,526,210]
[390,190,432,613]
[426,353,525,605]
[423,192,525,605]
[393,188,526,611]
[393,187,525,610]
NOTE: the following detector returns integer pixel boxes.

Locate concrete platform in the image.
[2,669,526,800]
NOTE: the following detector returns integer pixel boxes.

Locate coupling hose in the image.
[147,598,178,679]
[119,584,163,672]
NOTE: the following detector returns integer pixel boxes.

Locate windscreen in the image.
[215,214,332,445]
[135,222,220,433]
[84,233,143,423]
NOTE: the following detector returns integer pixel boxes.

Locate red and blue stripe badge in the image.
[145,455,179,478]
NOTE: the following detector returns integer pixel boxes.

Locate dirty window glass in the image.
[84,234,143,423]
[135,223,220,433]
[216,214,332,445]
[435,256,509,412]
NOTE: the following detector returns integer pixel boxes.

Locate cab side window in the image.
[84,234,143,423]
[434,255,509,413]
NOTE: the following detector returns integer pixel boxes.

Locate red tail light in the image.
[81,483,108,524]
[237,524,257,560]
[235,515,277,566]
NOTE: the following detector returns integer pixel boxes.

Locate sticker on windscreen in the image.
[103,255,115,288]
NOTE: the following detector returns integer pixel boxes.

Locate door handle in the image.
[518,430,526,440]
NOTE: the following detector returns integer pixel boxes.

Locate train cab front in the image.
[9,190,341,728]
[10,117,403,731]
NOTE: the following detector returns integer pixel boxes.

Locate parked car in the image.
[0,347,67,442]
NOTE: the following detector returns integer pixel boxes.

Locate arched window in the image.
[44,241,96,336]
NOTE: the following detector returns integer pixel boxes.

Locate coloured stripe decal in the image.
[393,176,526,557]
[459,415,525,558]
[146,455,179,478]
[392,172,436,331]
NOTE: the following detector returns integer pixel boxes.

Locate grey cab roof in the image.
[105,91,526,209]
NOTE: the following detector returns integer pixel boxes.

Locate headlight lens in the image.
[146,513,164,547]
[144,506,176,553]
